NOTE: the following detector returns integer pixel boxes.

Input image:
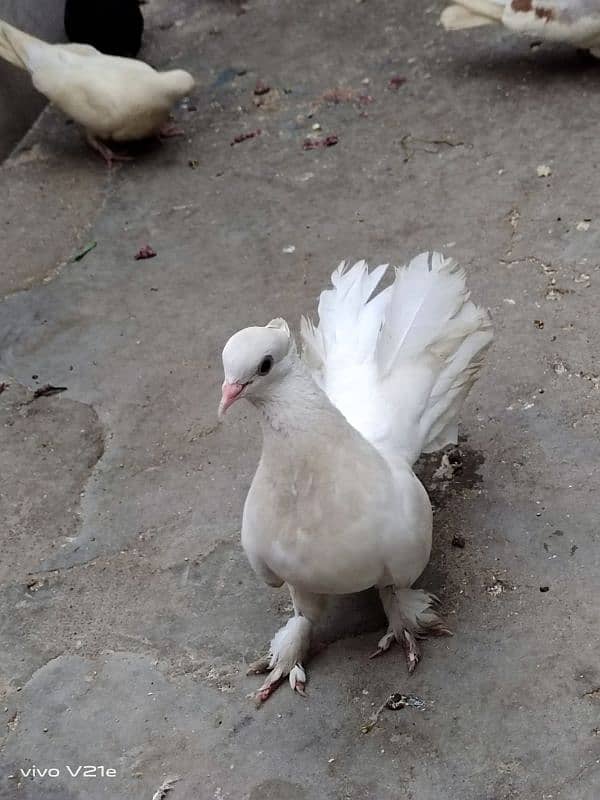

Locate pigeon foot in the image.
[374,586,452,673]
[249,616,311,704]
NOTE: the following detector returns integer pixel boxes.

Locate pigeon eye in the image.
[258,355,273,376]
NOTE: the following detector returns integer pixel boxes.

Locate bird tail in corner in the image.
[0,18,44,71]
[440,1,503,31]
[301,253,492,468]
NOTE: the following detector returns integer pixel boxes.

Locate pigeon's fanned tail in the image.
[301,253,492,468]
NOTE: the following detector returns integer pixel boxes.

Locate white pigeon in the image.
[0,18,195,164]
[441,0,600,57]
[220,253,493,701]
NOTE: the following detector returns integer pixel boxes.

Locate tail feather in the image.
[441,5,498,30]
[317,260,389,360]
[377,252,470,370]
[441,1,503,30]
[421,325,492,452]
[302,260,388,382]
[301,252,492,467]
[0,19,49,71]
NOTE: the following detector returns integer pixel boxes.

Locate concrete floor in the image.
[1,1,599,798]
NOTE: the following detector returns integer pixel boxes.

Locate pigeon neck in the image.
[250,361,337,435]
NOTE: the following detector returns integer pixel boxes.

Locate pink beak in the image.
[219,381,246,418]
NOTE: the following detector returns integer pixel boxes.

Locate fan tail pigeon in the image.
[221,253,492,700]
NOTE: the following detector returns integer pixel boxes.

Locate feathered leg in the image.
[247,585,326,703]
[371,586,451,673]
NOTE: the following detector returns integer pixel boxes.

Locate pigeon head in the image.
[161,69,196,99]
[219,318,294,417]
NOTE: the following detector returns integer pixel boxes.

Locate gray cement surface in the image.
[1,1,599,798]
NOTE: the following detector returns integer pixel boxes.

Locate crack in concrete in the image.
[399,133,468,162]
[0,170,115,302]
[0,376,107,578]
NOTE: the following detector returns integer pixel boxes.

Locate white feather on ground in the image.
[0,18,194,163]
[221,252,493,700]
[441,0,600,56]
[151,776,181,800]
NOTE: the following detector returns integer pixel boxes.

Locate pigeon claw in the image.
[256,683,279,704]
[369,631,395,659]
[256,670,285,704]
[289,663,307,696]
[86,133,133,167]
[401,629,421,674]
[368,628,423,673]
[246,655,271,675]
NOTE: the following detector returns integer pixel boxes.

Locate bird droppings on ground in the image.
[32,384,68,399]
[574,272,591,285]
[134,245,157,260]
[536,164,552,177]
[25,576,48,592]
[486,577,513,598]
[432,450,462,483]
[303,134,339,150]
[361,693,427,734]
[231,129,262,145]
[582,687,600,702]
[151,775,181,800]
[70,240,98,262]
[576,220,591,231]
[452,534,466,549]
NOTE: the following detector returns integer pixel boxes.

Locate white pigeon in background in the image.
[0,18,194,165]
[441,0,600,57]
[220,253,493,701]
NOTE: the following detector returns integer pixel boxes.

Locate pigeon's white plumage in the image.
[221,253,492,700]
[0,18,194,163]
[441,0,600,56]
